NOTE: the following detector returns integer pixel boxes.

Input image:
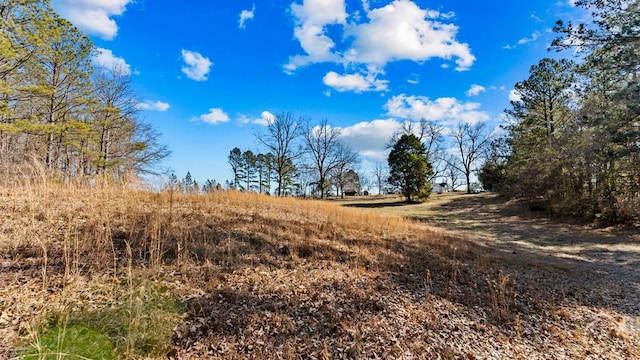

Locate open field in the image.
[1,184,638,359]
[343,192,640,330]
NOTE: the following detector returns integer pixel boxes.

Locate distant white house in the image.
[431,181,450,194]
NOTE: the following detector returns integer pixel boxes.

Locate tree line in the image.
[224,113,362,198]
[212,112,493,201]
[0,0,169,183]
[479,0,639,223]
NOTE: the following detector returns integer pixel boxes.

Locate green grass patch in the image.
[24,326,115,360]
[24,280,185,359]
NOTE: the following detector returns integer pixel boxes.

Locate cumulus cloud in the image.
[384,94,490,125]
[344,0,475,70]
[509,89,522,102]
[238,111,275,126]
[181,50,213,81]
[339,119,403,162]
[285,0,347,73]
[286,0,475,82]
[199,108,229,124]
[93,48,131,75]
[137,100,170,112]
[52,0,132,40]
[239,4,255,29]
[322,70,388,92]
[466,84,486,97]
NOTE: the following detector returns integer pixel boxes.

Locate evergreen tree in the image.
[387,134,433,202]
[242,150,256,191]
[183,171,194,193]
[550,0,640,220]
[202,179,218,192]
[167,172,179,191]
[227,147,243,189]
[0,2,168,181]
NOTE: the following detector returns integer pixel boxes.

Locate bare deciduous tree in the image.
[330,143,360,198]
[373,162,387,195]
[255,112,302,196]
[301,118,343,198]
[450,122,492,194]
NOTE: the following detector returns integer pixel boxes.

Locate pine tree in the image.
[183,171,194,193]
[387,134,433,202]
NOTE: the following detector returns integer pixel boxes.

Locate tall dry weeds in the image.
[0,180,636,359]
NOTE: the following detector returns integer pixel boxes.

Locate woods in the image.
[0,0,169,182]
[479,0,640,223]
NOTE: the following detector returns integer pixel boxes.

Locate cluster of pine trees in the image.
[228,148,279,194]
[480,0,639,222]
[0,1,169,183]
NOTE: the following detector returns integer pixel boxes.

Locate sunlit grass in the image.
[0,180,636,358]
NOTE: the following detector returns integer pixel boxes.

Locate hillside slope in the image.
[0,185,637,359]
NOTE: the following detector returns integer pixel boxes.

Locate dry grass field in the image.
[0,183,638,359]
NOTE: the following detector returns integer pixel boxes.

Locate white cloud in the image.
[345,0,475,71]
[259,111,275,125]
[509,89,522,102]
[517,31,541,45]
[239,4,255,29]
[181,50,213,81]
[384,94,490,125]
[199,108,229,124]
[286,0,475,80]
[285,0,347,73]
[137,100,170,112]
[439,11,456,19]
[466,84,486,97]
[339,119,403,162]
[238,111,274,126]
[93,48,131,75]
[291,0,347,27]
[530,12,543,22]
[505,31,542,49]
[322,70,388,92]
[52,0,132,40]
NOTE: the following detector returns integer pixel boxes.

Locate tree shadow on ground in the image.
[342,200,412,208]
[416,192,640,247]
[173,217,640,358]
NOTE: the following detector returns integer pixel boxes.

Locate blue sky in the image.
[51,0,582,186]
